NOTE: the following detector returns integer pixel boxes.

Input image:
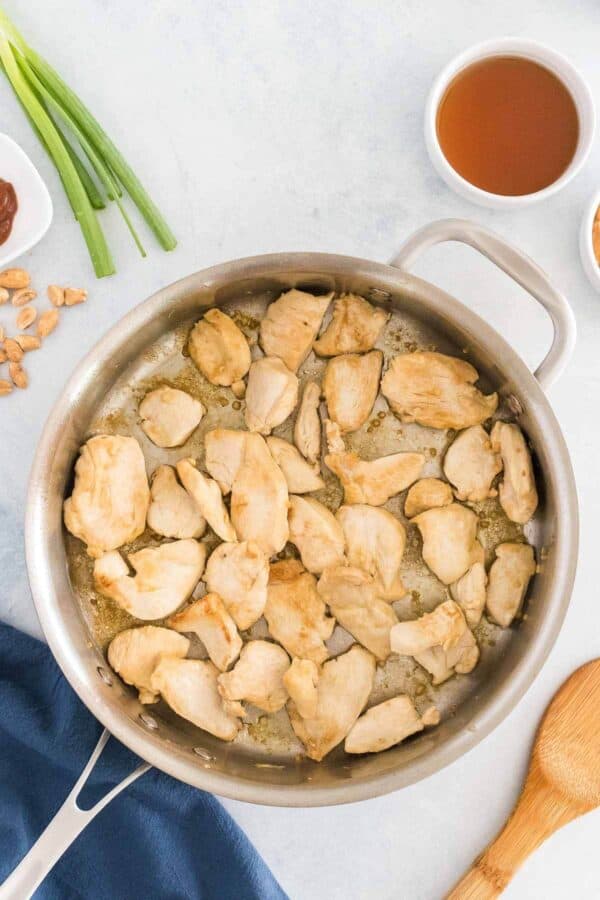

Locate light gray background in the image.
[2,1,600,897]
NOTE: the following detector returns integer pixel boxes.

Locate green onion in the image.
[0,8,176,276]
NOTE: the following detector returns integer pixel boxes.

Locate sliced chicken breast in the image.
[217,640,290,712]
[176,458,237,542]
[325,444,424,506]
[412,503,483,585]
[450,561,487,628]
[264,560,335,664]
[94,539,206,620]
[404,478,453,519]
[204,428,247,494]
[169,593,242,672]
[288,495,346,574]
[147,465,206,539]
[336,504,406,600]
[150,658,243,740]
[244,357,299,435]
[266,436,325,493]
[323,350,383,433]
[486,542,536,627]
[188,308,251,386]
[345,695,440,754]
[314,294,388,356]
[230,432,289,556]
[288,645,375,761]
[204,540,269,630]
[490,422,538,524]
[283,658,320,719]
[107,626,190,704]
[64,435,149,558]
[381,351,498,430]
[139,386,204,448]
[443,425,502,502]
[259,289,333,372]
[294,381,322,465]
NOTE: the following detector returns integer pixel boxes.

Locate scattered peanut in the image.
[15,334,41,352]
[0,268,30,289]
[64,287,87,307]
[47,284,65,307]
[4,337,24,362]
[16,306,37,330]
[0,288,8,305]
[0,348,6,364]
[12,288,37,307]
[37,308,59,338]
[0,379,12,396]
[9,361,28,389]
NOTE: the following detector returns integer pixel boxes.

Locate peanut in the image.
[12,288,37,307]
[15,334,41,352]
[47,285,65,307]
[37,309,59,338]
[4,338,24,362]
[0,379,12,396]
[0,268,30,289]
[9,362,28,389]
[64,287,87,306]
[16,306,37,330]
[0,288,8,305]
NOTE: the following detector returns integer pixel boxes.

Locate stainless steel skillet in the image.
[3,219,578,898]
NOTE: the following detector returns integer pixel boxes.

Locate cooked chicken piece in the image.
[244,357,299,435]
[230,432,289,555]
[390,599,479,684]
[294,381,322,464]
[345,695,440,754]
[317,566,398,660]
[147,466,206,539]
[150,658,243,740]
[169,593,242,672]
[265,560,335,664]
[204,540,269,630]
[266,437,325,493]
[314,294,389,356]
[139,387,204,448]
[443,425,502,502]
[288,645,375,761]
[325,446,425,506]
[412,503,483,585]
[486,542,536,627]
[288,495,346,574]
[175,458,237,542]
[204,428,246,494]
[323,350,382,433]
[404,478,454,518]
[231,380,246,399]
[217,640,290,712]
[490,422,538,524]
[324,418,345,454]
[107,626,190,704]
[188,307,251,386]
[94,539,206,620]
[283,658,320,719]
[336,504,406,600]
[64,435,149,558]
[450,562,487,628]
[381,351,498,430]
[260,289,333,372]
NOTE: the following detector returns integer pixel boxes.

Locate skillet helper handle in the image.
[389,218,576,391]
[0,729,150,900]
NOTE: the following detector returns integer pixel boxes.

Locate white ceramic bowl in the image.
[580,189,600,292]
[0,133,53,268]
[425,38,596,209]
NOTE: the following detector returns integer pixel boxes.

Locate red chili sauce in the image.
[0,179,18,245]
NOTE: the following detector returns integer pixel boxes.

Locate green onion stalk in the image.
[0,8,176,277]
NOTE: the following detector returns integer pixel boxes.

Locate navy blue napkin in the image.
[0,622,287,900]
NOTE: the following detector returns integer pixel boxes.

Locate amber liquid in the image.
[436,56,579,196]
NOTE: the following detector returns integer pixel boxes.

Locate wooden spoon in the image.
[447,659,600,898]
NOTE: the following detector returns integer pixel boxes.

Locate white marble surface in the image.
[2,1,600,897]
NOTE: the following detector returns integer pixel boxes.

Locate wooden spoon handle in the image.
[447,771,577,899]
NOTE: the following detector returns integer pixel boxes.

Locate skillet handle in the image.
[389,218,576,390]
[0,729,150,900]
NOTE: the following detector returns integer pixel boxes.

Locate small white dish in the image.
[0,132,53,268]
[425,38,596,209]
[580,189,600,292]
